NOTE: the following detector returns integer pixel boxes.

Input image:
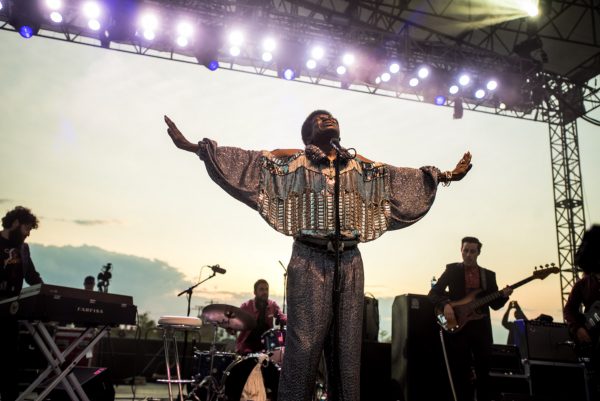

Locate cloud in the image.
[51,218,120,226]
[71,219,120,226]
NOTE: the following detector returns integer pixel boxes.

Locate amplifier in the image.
[513,320,578,362]
[489,344,523,374]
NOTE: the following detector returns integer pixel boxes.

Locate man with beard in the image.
[236,279,286,354]
[164,110,472,401]
[0,206,43,401]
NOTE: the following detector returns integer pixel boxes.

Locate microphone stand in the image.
[178,271,217,317]
[278,261,288,315]
[330,141,354,401]
[176,270,217,397]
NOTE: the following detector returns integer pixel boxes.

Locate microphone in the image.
[329,138,354,159]
[209,264,226,274]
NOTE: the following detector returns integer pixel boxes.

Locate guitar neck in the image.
[470,275,537,310]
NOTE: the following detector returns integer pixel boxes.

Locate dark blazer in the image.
[428,262,508,315]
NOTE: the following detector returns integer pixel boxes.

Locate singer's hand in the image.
[164,115,199,153]
[450,151,472,181]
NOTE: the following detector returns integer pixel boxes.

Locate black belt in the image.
[295,237,359,252]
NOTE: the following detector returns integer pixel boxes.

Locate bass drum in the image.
[192,350,238,381]
[221,354,280,401]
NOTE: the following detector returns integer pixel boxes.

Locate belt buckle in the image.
[326,241,344,253]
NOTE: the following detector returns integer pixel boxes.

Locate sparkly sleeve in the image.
[386,165,441,230]
[196,138,263,210]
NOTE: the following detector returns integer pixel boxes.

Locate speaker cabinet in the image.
[391,294,451,401]
[528,360,589,401]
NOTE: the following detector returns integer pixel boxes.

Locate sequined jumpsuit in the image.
[196,140,441,401]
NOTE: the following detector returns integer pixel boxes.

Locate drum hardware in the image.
[187,304,259,400]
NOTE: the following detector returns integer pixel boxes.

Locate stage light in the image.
[88,19,100,30]
[0,1,3,11]
[140,14,158,41]
[521,0,539,16]
[50,11,63,23]
[389,63,400,74]
[177,22,192,37]
[19,25,35,38]
[143,30,155,40]
[458,74,470,86]
[336,65,347,75]
[45,0,61,10]
[486,80,498,91]
[83,2,100,19]
[263,37,276,52]
[282,68,296,80]
[229,30,244,46]
[306,59,317,69]
[417,67,429,79]
[435,95,446,105]
[176,22,192,47]
[409,77,419,87]
[375,76,382,85]
[229,46,240,56]
[141,14,158,30]
[311,46,324,60]
[176,36,188,47]
[342,53,355,66]
[499,102,507,109]
[475,89,486,99]
[449,85,459,94]
[261,38,275,62]
[381,72,391,82]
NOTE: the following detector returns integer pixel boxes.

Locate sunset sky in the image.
[1,31,599,342]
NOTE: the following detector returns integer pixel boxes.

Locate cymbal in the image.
[200,304,256,331]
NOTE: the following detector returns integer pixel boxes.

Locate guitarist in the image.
[428,236,512,401]
[564,225,600,399]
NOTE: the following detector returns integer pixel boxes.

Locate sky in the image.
[1,31,599,343]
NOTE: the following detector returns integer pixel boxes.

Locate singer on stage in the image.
[164,110,472,401]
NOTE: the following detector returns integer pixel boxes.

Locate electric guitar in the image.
[584,301,600,333]
[436,264,559,333]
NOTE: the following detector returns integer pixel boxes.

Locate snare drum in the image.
[221,354,280,401]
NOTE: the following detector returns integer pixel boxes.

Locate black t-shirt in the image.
[0,236,25,299]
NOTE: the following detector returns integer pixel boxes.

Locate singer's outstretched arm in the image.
[165,115,200,153]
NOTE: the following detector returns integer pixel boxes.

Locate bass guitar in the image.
[436,264,558,333]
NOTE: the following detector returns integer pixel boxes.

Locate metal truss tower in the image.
[545,78,588,308]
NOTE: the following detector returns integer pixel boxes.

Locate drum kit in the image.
[188,304,286,401]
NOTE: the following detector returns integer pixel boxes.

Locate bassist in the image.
[428,236,512,401]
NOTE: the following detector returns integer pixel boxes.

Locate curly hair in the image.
[2,206,39,229]
[301,109,332,145]
[575,225,600,273]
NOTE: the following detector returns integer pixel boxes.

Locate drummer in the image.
[235,279,287,354]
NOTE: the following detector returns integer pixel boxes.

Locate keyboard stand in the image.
[16,321,109,401]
